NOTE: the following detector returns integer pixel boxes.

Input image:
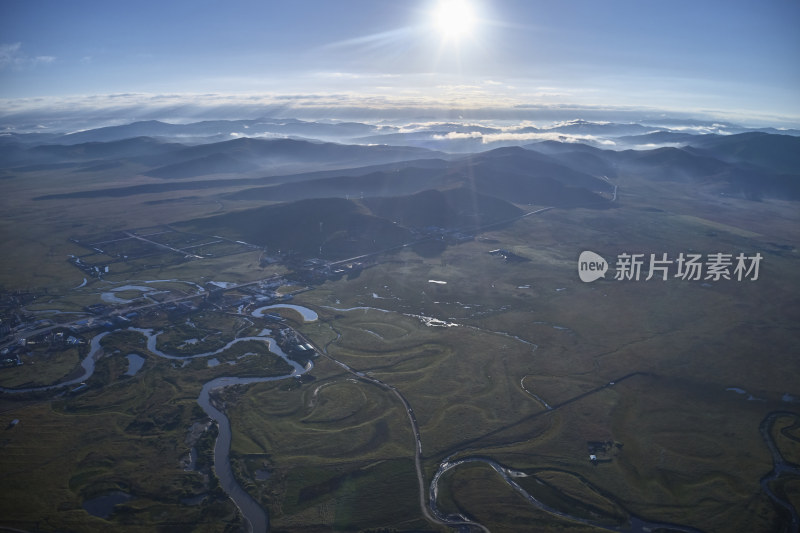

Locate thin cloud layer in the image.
[432,130,617,145]
[1,92,796,134]
[0,42,55,69]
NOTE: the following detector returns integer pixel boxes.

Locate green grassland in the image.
[772,414,800,464]
[286,171,799,531]
[0,163,282,297]
[435,462,573,532]
[0,361,238,531]
[0,162,798,532]
[0,344,84,388]
[224,371,425,530]
[0,320,295,531]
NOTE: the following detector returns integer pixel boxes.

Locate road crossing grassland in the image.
[283,194,799,531]
[3,228,798,533]
[1,171,799,531]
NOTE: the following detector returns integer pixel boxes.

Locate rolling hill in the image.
[178,186,525,260]
[51,118,380,144]
[363,187,524,230]
[222,145,614,207]
[13,120,799,206]
[178,197,413,259]
[3,135,443,175]
[530,137,800,201]
[685,131,800,175]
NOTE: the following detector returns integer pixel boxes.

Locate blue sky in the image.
[1,0,798,126]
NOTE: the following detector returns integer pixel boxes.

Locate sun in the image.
[432,0,478,41]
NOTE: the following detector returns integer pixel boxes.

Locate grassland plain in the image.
[223,369,427,530]
[0,365,239,531]
[280,174,799,531]
[0,318,296,532]
[435,461,578,532]
[0,163,279,292]
[771,415,800,465]
[0,158,798,533]
[0,344,84,388]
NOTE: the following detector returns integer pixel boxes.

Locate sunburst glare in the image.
[432,0,478,42]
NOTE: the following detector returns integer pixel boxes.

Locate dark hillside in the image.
[223,166,453,202]
[25,136,181,164]
[223,146,613,208]
[685,132,800,174]
[145,152,260,178]
[178,197,413,259]
[363,187,523,229]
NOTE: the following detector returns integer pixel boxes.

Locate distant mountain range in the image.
[18,123,798,204]
[0,118,382,145]
[142,137,442,179]
[4,117,798,150]
[2,135,444,178]
[2,117,797,259]
[529,133,800,200]
[220,145,613,207]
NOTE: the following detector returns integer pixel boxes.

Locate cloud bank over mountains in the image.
[2,92,798,136]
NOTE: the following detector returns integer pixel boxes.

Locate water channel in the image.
[429,457,704,532]
[0,305,320,533]
[251,304,319,322]
[2,303,797,532]
[131,327,312,533]
[759,412,800,533]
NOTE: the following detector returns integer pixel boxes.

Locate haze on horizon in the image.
[1,0,799,128]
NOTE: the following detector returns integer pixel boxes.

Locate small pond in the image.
[125,354,145,376]
[82,491,133,519]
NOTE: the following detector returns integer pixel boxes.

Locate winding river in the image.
[0,306,320,533]
[4,303,798,532]
[197,371,307,533]
[134,327,311,533]
[429,457,704,533]
[0,332,110,394]
[130,327,311,532]
[759,412,800,533]
[252,304,318,322]
[429,415,800,533]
